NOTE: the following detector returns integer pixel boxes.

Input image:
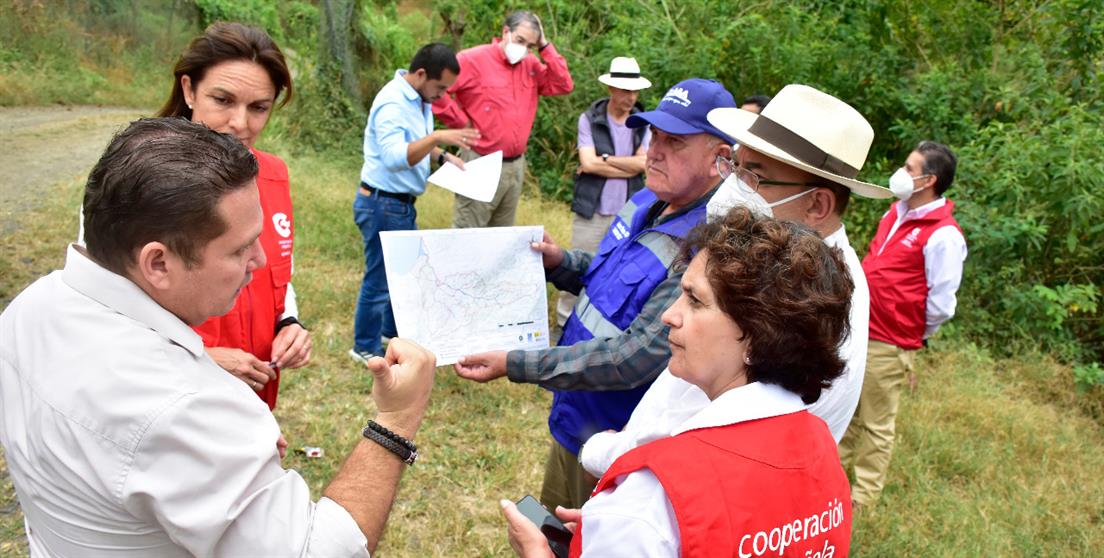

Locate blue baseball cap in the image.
[627,78,738,143]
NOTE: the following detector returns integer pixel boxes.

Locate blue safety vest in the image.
[550,188,707,454]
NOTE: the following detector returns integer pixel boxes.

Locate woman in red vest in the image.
[157,23,311,415]
[502,207,855,557]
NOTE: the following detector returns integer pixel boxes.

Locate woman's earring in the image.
[743,354,752,366]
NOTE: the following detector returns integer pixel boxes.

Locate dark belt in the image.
[503,154,524,163]
[360,183,416,204]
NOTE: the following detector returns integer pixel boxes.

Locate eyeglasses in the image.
[715,156,823,193]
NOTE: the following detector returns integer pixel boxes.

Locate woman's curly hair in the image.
[680,207,854,404]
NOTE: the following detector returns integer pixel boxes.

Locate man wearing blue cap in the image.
[454,78,738,509]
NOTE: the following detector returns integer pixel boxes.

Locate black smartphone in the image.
[515,495,572,558]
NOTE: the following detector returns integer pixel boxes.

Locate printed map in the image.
[380,226,550,364]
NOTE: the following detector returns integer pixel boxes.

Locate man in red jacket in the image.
[432,10,573,228]
[839,141,967,507]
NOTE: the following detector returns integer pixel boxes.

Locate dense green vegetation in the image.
[5,0,1099,386]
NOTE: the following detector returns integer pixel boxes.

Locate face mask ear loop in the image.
[767,186,817,209]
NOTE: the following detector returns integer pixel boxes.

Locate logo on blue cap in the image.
[662,87,692,108]
[626,78,737,144]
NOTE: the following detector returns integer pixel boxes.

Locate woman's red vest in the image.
[193,148,294,410]
[862,200,961,350]
[570,411,851,557]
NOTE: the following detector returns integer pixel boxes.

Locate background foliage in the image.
[1,0,1102,387]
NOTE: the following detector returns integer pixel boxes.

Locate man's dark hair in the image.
[680,207,854,404]
[916,140,957,195]
[504,10,540,33]
[409,43,460,80]
[741,95,771,112]
[83,117,259,275]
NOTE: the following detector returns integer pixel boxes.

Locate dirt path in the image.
[0,106,144,555]
[0,106,145,234]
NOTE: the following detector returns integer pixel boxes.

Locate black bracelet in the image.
[363,420,418,465]
[437,151,446,166]
[275,316,306,334]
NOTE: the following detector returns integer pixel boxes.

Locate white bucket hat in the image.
[707,84,892,199]
[598,57,652,91]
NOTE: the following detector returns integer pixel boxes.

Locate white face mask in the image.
[504,38,528,65]
[707,174,816,221]
[888,167,930,200]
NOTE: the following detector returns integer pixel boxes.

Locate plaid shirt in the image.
[505,196,708,391]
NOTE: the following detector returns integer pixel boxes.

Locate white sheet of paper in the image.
[380,226,549,365]
[427,150,502,202]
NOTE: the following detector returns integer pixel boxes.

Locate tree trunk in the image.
[319,0,360,104]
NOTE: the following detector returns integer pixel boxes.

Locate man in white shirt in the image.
[578,83,893,478]
[0,118,436,557]
[839,140,967,507]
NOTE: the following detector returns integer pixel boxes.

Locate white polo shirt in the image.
[0,246,367,557]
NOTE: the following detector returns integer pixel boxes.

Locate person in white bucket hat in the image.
[576,84,887,487]
[555,57,653,328]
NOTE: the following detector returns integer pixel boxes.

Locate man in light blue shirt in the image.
[352,43,480,362]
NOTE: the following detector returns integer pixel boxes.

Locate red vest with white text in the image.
[570,411,851,558]
[863,200,961,350]
[193,149,294,410]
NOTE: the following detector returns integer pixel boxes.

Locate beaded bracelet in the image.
[362,420,418,465]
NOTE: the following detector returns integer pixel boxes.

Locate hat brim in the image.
[707,108,894,199]
[598,74,652,91]
[626,110,706,135]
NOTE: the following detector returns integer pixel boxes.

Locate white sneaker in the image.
[348,349,375,365]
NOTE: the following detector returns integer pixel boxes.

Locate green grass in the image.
[2,141,1103,556]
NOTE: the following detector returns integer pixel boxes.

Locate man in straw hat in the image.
[555,56,653,328]
[454,79,738,510]
[576,84,892,482]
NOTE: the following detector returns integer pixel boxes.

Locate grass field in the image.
[2,138,1103,556]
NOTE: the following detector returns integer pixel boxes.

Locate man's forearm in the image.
[546,249,593,295]
[606,154,646,175]
[507,273,681,391]
[405,131,440,166]
[323,412,419,552]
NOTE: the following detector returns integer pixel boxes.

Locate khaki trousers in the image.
[452,149,525,228]
[555,212,616,326]
[839,339,916,505]
[540,439,598,511]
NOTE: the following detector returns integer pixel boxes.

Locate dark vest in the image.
[571,98,647,219]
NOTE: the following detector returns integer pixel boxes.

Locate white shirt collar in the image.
[895,196,947,221]
[394,69,423,104]
[823,223,849,250]
[673,381,806,435]
[61,245,205,357]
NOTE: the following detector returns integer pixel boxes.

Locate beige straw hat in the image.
[707,84,892,199]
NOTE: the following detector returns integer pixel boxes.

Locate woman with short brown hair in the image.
[503,207,856,557]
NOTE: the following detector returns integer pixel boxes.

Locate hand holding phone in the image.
[514,495,572,558]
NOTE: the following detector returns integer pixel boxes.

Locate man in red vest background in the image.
[839,140,967,507]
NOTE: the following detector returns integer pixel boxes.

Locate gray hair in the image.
[504,10,539,32]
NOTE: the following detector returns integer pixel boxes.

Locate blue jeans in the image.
[353,190,416,354]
